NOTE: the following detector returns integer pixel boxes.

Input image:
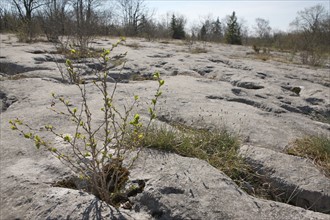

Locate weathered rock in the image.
[240,145,330,214]
[1,34,330,219]
[231,88,248,96]
[0,90,17,112]
[232,80,265,90]
[129,150,329,219]
[305,97,324,105]
[2,34,329,150]
[2,149,328,220]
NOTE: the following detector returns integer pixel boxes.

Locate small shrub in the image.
[254,54,271,61]
[185,37,195,50]
[190,47,208,54]
[10,40,165,206]
[262,47,270,54]
[288,50,297,62]
[54,39,126,84]
[252,45,260,54]
[300,50,324,66]
[287,135,330,177]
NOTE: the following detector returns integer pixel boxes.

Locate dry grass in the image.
[143,125,262,189]
[142,124,304,202]
[287,135,330,177]
[143,125,243,176]
[125,42,141,49]
[253,53,272,61]
[8,74,30,80]
[190,47,208,54]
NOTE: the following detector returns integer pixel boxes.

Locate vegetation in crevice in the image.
[142,124,288,203]
[287,135,330,177]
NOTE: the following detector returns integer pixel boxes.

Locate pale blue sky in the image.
[146,0,329,33]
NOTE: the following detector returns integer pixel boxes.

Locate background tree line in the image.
[0,1,329,65]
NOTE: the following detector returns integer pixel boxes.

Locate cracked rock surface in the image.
[0,34,329,219]
[240,145,330,213]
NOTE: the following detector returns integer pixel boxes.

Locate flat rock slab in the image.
[129,149,329,219]
[1,34,330,151]
[1,149,329,220]
[240,145,330,213]
[0,157,151,220]
[1,34,330,219]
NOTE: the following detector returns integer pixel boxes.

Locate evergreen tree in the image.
[199,17,222,42]
[170,14,185,39]
[138,14,149,35]
[212,17,222,40]
[225,11,242,45]
[200,24,207,41]
[170,14,176,36]
[138,14,155,40]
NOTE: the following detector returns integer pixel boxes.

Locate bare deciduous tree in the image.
[115,0,150,36]
[11,0,46,41]
[198,15,223,42]
[291,4,327,34]
[290,4,329,65]
[40,0,69,42]
[254,18,271,39]
[12,0,45,22]
[70,0,102,49]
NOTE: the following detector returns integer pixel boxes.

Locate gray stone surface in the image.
[240,145,330,214]
[129,149,329,220]
[1,148,329,220]
[1,35,329,150]
[1,34,329,219]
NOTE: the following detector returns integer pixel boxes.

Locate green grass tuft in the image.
[287,135,330,177]
[142,124,295,202]
[142,125,245,180]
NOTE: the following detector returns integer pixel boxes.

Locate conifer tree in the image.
[170,14,185,39]
[200,24,207,41]
[225,11,242,45]
[212,17,222,39]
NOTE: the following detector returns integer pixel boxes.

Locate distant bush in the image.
[252,45,260,54]
[190,46,208,54]
[299,49,324,66]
